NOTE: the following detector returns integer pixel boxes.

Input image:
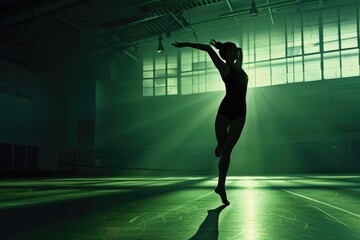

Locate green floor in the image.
[0,175,360,239]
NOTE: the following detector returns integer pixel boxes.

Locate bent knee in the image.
[221,152,231,158]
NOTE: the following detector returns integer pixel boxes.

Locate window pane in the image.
[143,57,153,71]
[248,29,255,62]
[182,70,192,77]
[155,87,165,96]
[287,58,294,83]
[168,78,177,86]
[323,23,339,51]
[143,88,153,96]
[324,52,340,79]
[255,26,270,61]
[143,79,153,87]
[270,18,286,59]
[303,13,320,54]
[270,34,285,59]
[167,86,178,95]
[181,77,192,95]
[181,86,192,95]
[323,9,339,51]
[143,71,153,78]
[181,50,192,71]
[155,55,165,69]
[155,78,165,87]
[193,73,199,94]
[287,15,303,56]
[340,6,357,49]
[271,59,287,85]
[304,54,321,81]
[294,56,304,82]
[193,62,206,70]
[242,25,255,63]
[193,50,206,71]
[168,55,177,68]
[341,49,359,77]
[167,68,177,76]
[199,71,206,93]
[155,69,166,78]
[242,29,249,50]
[143,64,153,71]
[340,22,357,49]
[255,61,270,87]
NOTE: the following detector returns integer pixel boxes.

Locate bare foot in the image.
[215,187,230,205]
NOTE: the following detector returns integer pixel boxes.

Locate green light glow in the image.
[0,177,202,209]
[244,188,259,240]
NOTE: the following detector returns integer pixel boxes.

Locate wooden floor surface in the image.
[0,175,359,239]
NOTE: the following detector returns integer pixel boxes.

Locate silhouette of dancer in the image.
[173,39,248,205]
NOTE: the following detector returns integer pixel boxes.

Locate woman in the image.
[173,39,248,205]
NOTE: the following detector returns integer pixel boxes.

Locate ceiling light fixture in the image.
[157,35,164,53]
[250,0,258,16]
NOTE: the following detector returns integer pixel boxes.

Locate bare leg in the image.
[215,113,230,157]
[215,117,245,205]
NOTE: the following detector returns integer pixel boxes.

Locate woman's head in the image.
[213,41,240,61]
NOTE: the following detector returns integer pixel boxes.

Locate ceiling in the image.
[0,0,358,73]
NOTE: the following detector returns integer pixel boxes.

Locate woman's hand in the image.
[172,42,188,48]
[209,39,218,47]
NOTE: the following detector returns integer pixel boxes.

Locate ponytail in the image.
[211,39,236,60]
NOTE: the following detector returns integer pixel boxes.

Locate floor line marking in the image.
[128,191,214,224]
[308,204,349,228]
[281,189,360,218]
[129,212,149,223]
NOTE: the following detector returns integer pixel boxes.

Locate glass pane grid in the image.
[143,5,360,97]
[341,49,360,77]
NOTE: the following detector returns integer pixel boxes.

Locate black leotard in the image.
[218,66,248,122]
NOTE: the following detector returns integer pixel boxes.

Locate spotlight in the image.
[249,0,258,16]
[157,35,164,53]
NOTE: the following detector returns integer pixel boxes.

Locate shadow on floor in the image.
[189,204,228,240]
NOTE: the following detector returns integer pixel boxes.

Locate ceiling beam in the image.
[225,0,239,24]
[124,49,139,62]
[219,0,300,17]
[0,0,99,37]
[266,0,275,24]
[168,12,198,41]
[57,15,108,47]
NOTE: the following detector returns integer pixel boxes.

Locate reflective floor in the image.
[0,175,360,240]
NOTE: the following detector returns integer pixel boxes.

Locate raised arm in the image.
[172,41,227,75]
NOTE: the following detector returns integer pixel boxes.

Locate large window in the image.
[181,49,226,95]
[143,4,360,96]
[143,54,179,96]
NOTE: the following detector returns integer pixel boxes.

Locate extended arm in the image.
[173,42,210,52]
[172,41,227,74]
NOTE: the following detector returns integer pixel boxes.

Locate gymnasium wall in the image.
[0,58,67,171]
[95,53,360,175]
